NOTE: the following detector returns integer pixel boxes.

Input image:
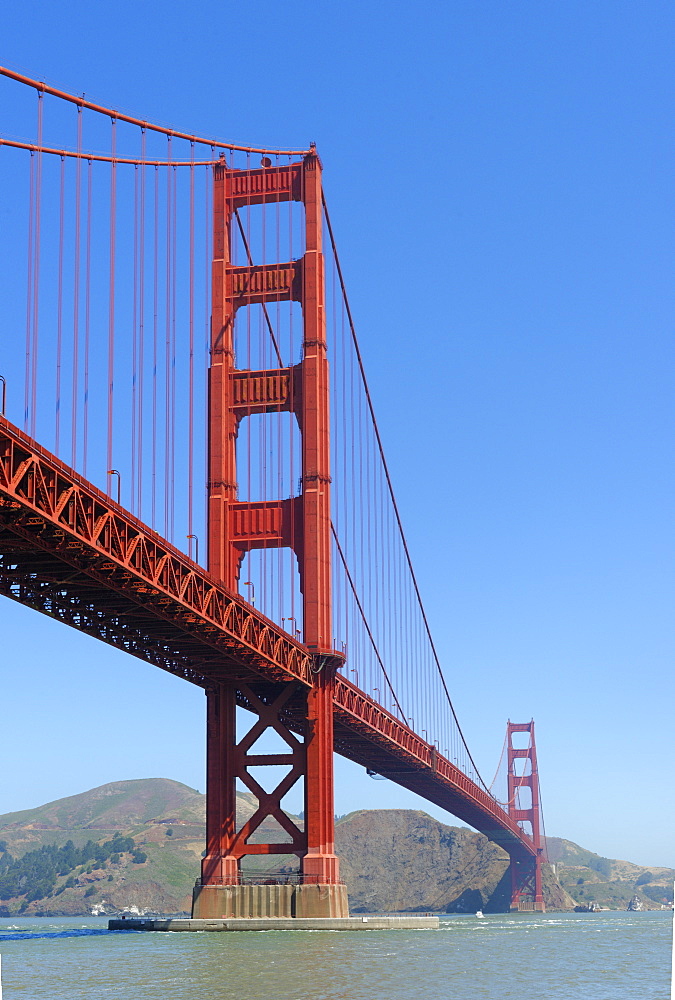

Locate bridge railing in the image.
[194,873,346,887]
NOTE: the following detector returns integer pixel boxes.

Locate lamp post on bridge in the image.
[107,469,121,505]
[186,534,199,564]
[282,616,299,638]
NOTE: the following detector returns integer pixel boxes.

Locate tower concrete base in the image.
[192,882,349,919]
[110,915,439,932]
[510,901,546,912]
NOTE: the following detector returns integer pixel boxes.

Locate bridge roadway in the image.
[0,415,535,864]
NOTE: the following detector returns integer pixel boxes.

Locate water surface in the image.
[0,910,670,999]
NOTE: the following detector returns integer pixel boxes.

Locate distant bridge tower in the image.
[507,721,545,912]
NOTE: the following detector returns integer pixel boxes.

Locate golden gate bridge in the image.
[0,66,545,917]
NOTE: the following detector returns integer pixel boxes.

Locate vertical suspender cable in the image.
[170,162,177,540]
[107,118,117,493]
[71,106,82,468]
[24,149,35,431]
[340,288,348,656]
[138,129,146,518]
[289,155,296,630]
[188,142,195,548]
[55,155,65,454]
[260,163,267,613]
[151,164,159,528]
[275,156,282,625]
[322,195,488,788]
[260,160,268,614]
[164,137,172,537]
[131,164,139,511]
[83,157,92,475]
[245,151,252,529]
[204,156,213,558]
[30,92,43,438]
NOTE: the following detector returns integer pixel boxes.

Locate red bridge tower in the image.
[194,148,347,918]
[507,721,545,912]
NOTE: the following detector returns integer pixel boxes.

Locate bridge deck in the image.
[0,415,534,861]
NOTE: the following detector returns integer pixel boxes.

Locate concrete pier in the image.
[108,915,439,932]
[192,882,349,919]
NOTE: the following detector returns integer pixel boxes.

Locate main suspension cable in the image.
[0,137,219,165]
[330,522,408,722]
[0,66,311,156]
[322,192,489,792]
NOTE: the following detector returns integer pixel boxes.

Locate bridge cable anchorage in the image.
[0,65,311,156]
[322,193,489,793]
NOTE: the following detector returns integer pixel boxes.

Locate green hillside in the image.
[0,779,293,916]
[546,837,674,910]
[0,779,670,916]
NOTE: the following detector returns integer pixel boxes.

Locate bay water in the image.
[0,910,671,999]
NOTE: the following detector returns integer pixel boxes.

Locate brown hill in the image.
[336,809,571,913]
[546,837,674,910]
[0,778,204,849]
[2,778,638,917]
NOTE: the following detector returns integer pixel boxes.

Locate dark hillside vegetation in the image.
[1,780,670,915]
[0,835,146,907]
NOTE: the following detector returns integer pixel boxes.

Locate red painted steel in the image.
[205,149,339,883]
[201,683,307,885]
[0,414,312,686]
[0,126,546,903]
[231,369,294,414]
[507,721,545,910]
[332,677,536,856]
[0,413,538,867]
[0,72,549,909]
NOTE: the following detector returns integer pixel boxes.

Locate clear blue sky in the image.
[1,1,673,868]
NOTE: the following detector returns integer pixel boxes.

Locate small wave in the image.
[0,928,134,942]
